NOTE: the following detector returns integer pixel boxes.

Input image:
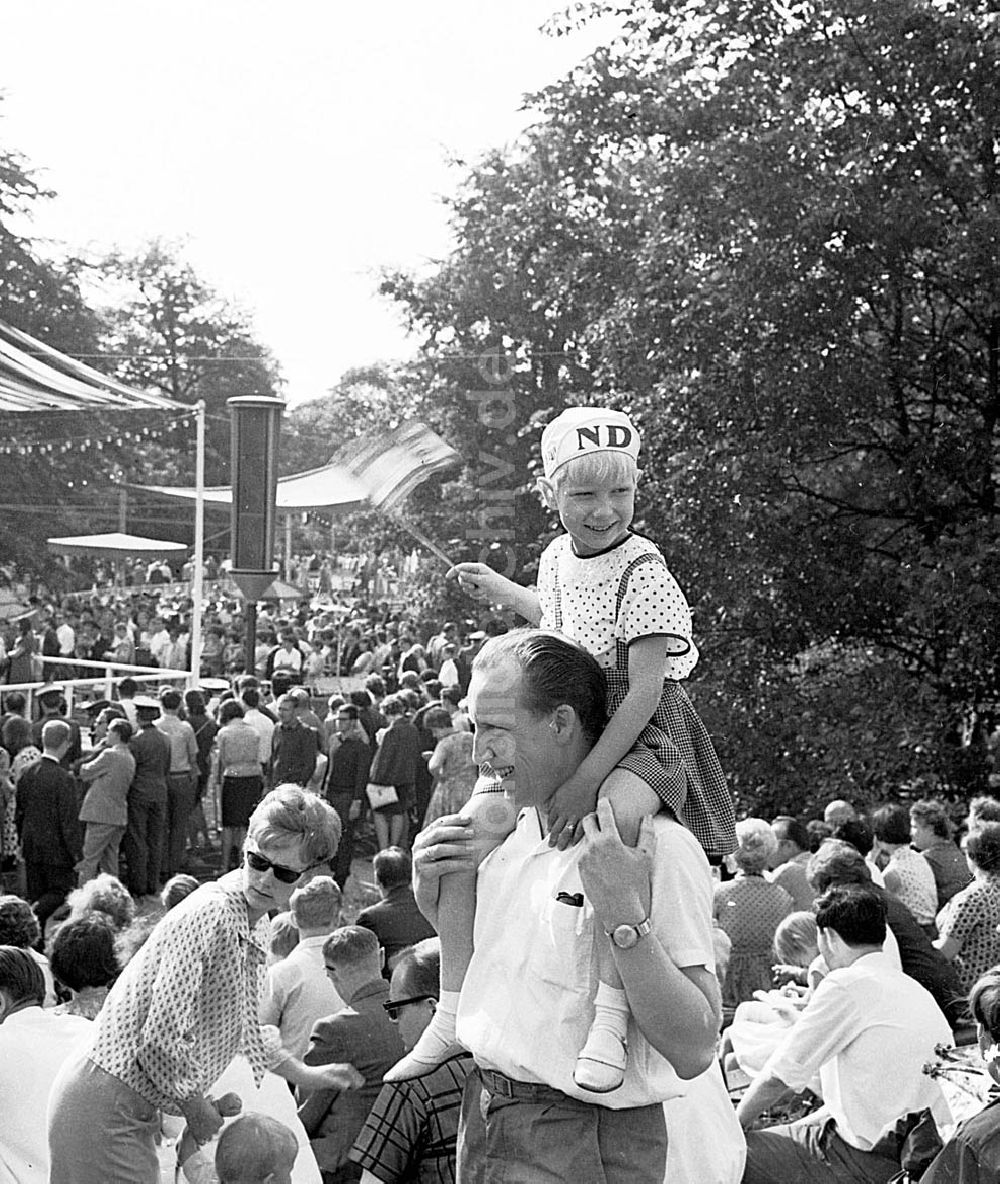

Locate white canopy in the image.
[47,532,189,560]
[134,457,368,514]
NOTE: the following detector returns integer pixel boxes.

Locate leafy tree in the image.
[0,126,120,579]
[382,0,1000,806]
[0,130,101,354]
[91,240,282,486]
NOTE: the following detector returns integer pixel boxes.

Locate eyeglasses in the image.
[382,995,434,1021]
[243,847,325,885]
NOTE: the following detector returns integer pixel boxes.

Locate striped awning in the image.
[0,320,184,412]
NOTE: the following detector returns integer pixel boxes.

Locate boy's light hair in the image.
[323,924,379,970]
[773,911,819,966]
[216,1113,298,1184]
[546,448,638,494]
[289,875,342,931]
[268,912,299,962]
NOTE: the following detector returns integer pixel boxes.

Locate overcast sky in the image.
[0,1,619,405]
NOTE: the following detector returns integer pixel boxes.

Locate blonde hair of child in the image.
[773,911,819,966]
[267,912,300,962]
[216,1114,298,1184]
[547,448,638,494]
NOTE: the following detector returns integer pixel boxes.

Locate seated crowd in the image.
[1,625,999,1182]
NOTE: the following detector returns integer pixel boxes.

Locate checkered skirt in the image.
[554,554,736,859]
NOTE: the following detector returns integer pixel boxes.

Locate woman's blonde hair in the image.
[734,817,778,875]
[66,874,135,931]
[248,785,342,865]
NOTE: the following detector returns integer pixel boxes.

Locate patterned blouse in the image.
[936,877,1000,994]
[886,845,939,927]
[85,871,280,1112]
[537,532,697,677]
[712,873,793,1007]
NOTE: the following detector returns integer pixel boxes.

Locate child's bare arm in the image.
[447,562,541,624]
[547,635,671,847]
[598,769,661,847]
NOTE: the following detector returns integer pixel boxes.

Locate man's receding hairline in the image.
[469,656,544,720]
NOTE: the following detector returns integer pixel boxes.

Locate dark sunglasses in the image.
[382,995,434,1021]
[244,848,324,884]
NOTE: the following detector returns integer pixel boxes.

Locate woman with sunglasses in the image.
[349,938,474,1184]
[48,784,363,1184]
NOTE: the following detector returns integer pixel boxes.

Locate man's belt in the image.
[477,1067,567,1103]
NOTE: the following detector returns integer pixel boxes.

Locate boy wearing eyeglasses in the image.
[350,938,474,1184]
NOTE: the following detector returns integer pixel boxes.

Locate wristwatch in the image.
[606,917,653,949]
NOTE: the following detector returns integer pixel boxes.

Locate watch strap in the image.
[606,916,653,944]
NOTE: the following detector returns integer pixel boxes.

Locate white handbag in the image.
[365,782,399,809]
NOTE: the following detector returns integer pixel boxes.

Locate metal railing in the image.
[2,655,191,716]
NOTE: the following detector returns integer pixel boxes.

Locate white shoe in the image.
[573,1029,627,1093]
[384,1041,465,1082]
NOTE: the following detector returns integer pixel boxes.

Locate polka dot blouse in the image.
[537,533,698,678]
[86,871,279,1112]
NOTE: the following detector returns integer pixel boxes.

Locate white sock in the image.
[436,990,461,1024]
[409,989,460,1058]
[586,983,629,1043]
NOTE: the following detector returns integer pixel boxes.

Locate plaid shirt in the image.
[349,1052,473,1184]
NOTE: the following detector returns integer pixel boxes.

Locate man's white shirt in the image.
[243,708,275,766]
[457,808,716,1108]
[764,950,951,1150]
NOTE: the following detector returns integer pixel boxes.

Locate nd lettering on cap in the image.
[541,407,641,480]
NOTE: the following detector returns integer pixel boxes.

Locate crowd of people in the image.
[3,405,1000,1183]
[0,562,480,690]
[0,638,482,910]
[4,631,1000,1183]
[713,797,1000,1021]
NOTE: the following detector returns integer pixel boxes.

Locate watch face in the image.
[612,924,638,949]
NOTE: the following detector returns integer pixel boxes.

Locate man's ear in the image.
[549,703,578,742]
[378,946,386,972]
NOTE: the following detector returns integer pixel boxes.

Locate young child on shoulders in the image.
[388,406,735,1092]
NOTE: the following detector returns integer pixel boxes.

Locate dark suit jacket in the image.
[31,716,82,768]
[299,978,404,1174]
[271,720,319,788]
[15,755,81,867]
[356,886,437,971]
[129,725,170,803]
[880,887,965,1026]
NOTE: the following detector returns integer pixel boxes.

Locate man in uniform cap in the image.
[121,696,170,899]
[32,684,82,769]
